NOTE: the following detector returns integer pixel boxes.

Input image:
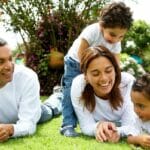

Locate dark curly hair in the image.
[132,73,150,99]
[80,45,122,112]
[100,2,133,29]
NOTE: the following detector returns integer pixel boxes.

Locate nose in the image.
[99,73,107,82]
[134,106,141,116]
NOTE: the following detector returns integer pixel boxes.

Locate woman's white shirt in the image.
[71,72,136,137]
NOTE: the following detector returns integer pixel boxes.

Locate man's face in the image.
[0,45,14,88]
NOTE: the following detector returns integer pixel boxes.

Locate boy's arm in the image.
[127,135,141,145]
[127,135,150,148]
[77,38,89,62]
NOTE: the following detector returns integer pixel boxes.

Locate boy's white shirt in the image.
[129,115,150,135]
[67,23,121,62]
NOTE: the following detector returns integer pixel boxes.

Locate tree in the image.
[0,0,110,95]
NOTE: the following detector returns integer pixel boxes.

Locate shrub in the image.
[0,0,110,95]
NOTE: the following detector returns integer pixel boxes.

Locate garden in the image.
[0,0,150,149]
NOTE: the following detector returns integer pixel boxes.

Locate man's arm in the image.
[0,124,14,142]
[12,68,41,138]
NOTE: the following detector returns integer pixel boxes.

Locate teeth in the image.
[101,83,109,86]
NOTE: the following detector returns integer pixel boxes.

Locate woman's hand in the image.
[95,121,120,143]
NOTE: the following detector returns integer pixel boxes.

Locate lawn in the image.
[0,116,137,150]
[0,97,143,150]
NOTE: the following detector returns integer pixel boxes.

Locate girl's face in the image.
[85,56,116,99]
[131,91,150,122]
[101,26,127,44]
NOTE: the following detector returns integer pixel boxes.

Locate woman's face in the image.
[85,56,116,98]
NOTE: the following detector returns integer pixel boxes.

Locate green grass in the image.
[0,116,141,150]
[0,97,143,150]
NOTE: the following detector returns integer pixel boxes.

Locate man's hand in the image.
[0,124,14,142]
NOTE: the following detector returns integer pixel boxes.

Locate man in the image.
[0,38,62,142]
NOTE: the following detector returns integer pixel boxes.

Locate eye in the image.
[0,59,4,64]
[135,103,145,110]
[91,70,99,76]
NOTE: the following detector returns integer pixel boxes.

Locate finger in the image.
[103,124,113,138]
[99,125,108,141]
[108,122,117,131]
[0,133,9,142]
[96,134,103,142]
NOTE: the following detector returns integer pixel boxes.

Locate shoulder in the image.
[72,74,86,87]
[71,74,86,94]
[120,72,135,98]
[120,72,135,87]
[82,22,99,32]
[14,65,38,80]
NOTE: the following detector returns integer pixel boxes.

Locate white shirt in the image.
[0,65,41,137]
[71,72,135,137]
[67,23,121,62]
[129,116,150,136]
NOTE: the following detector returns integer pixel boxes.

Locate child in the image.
[127,73,150,148]
[61,2,133,137]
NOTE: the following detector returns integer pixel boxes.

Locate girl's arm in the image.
[77,38,89,61]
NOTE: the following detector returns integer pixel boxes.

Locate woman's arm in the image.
[71,75,97,136]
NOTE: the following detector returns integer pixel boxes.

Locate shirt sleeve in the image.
[80,23,98,46]
[111,42,122,54]
[117,73,136,137]
[12,72,41,137]
[71,75,97,136]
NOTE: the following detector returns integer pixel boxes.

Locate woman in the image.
[71,46,136,142]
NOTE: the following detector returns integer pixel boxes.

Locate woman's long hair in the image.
[80,46,122,112]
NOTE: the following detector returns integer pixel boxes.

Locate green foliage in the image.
[120,53,145,77]
[0,0,110,95]
[122,20,150,72]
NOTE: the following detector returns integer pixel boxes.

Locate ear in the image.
[84,74,89,84]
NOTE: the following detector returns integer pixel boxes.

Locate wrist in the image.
[6,124,14,137]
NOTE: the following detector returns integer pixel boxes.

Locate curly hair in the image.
[132,73,150,99]
[80,46,123,112]
[100,2,133,29]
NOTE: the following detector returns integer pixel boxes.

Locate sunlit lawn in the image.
[0,97,143,150]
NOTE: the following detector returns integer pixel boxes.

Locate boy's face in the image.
[0,45,14,88]
[131,91,150,122]
[101,27,127,44]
